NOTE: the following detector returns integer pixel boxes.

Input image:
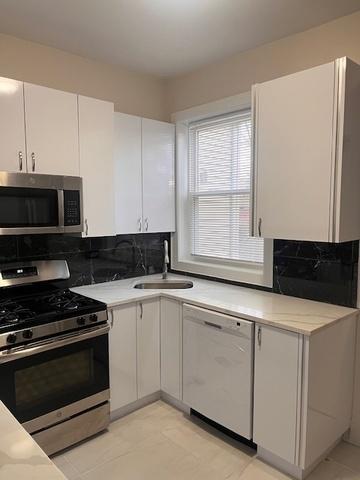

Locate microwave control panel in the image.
[64,190,81,226]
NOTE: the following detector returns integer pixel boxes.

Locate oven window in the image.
[0,333,109,424]
[0,187,58,227]
[15,349,93,410]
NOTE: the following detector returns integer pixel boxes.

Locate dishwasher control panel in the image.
[183,303,253,337]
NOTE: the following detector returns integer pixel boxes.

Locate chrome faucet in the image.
[162,240,169,280]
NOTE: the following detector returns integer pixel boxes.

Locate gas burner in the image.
[46,291,81,311]
[0,305,35,325]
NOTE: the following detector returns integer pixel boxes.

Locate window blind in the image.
[188,110,264,264]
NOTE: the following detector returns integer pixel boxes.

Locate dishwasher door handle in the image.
[204,320,223,330]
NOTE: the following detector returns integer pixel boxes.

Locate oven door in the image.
[0,325,109,426]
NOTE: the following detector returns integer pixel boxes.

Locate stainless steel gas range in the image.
[0,260,110,455]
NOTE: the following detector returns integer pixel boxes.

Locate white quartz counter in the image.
[0,402,66,480]
[72,273,358,335]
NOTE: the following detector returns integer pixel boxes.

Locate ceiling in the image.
[0,0,359,77]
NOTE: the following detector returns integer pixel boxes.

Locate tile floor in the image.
[52,401,360,480]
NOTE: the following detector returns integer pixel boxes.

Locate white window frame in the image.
[171,92,273,288]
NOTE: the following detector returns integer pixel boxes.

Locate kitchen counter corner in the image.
[0,401,66,480]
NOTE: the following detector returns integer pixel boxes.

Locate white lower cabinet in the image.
[109,299,160,414]
[160,298,182,400]
[253,320,356,478]
[253,325,301,464]
[137,299,161,398]
[109,304,137,411]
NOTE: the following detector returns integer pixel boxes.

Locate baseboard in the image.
[160,391,190,415]
[258,433,344,480]
[110,391,161,421]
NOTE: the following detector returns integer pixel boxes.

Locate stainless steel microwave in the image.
[0,172,83,235]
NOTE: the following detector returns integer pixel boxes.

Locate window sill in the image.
[171,256,273,288]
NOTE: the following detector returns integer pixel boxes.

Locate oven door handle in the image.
[0,324,109,364]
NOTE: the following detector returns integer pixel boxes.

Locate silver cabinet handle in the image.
[18,151,23,171]
[109,310,114,329]
[31,152,36,172]
[139,303,143,319]
[258,217,262,237]
[144,218,149,231]
[257,326,262,348]
[85,218,89,236]
[137,218,142,232]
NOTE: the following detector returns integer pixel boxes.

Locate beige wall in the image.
[0,33,166,121]
[165,11,360,116]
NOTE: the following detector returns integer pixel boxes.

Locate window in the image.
[188,110,264,264]
[172,92,273,287]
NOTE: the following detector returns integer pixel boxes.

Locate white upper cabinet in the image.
[252,57,360,242]
[0,77,26,173]
[114,114,175,234]
[24,83,79,176]
[142,119,175,233]
[78,95,115,238]
[114,113,143,234]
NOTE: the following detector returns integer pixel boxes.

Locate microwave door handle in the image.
[58,190,65,229]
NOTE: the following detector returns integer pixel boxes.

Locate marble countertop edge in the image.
[72,274,358,336]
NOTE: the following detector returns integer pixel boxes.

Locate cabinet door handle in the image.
[109,310,114,329]
[257,326,262,348]
[18,151,23,171]
[139,303,143,319]
[144,218,149,232]
[31,152,36,172]
[137,218,142,232]
[258,217,262,237]
[85,218,89,236]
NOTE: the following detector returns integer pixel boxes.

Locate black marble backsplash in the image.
[0,233,357,308]
[0,233,170,288]
[273,240,359,307]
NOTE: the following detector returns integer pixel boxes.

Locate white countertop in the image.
[0,402,66,480]
[72,273,358,335]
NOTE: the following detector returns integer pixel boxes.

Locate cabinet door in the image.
[78,95,115,237]
[252,62,336,242]
[24,83,79,176]
[0,77,26,173]
[160,298,181,400]
[142,119,175,233]
[114,113,143,234]
[137,299,160,398]
[109,305,137,412]
[253,324,301,464]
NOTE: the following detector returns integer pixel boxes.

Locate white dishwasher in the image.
[183,304,254,439]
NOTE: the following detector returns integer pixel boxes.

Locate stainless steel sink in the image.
[134,280,193,290]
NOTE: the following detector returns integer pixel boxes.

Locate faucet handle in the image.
[164,240,169,263]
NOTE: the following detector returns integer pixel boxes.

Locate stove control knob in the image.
[90,314,98,323]
[77,317,86,326]
[22,329,33,340]
[6,333,17,344]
